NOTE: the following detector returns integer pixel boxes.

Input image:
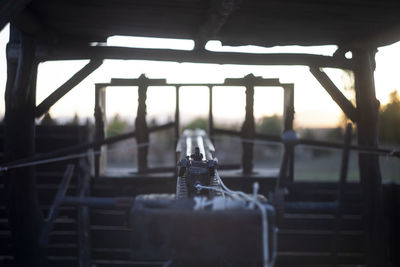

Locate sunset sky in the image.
[1,25,399,128]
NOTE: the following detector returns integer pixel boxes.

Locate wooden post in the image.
[283,84,295,183]
[208,86,214,140]
[175,86,180,143]
[175,86,180,168]
[94,85,106,177]
[135,74,149,174]
[241,74,255,175]
[353,47,388,267]
[77,159,91,267]
[4,29,47,266]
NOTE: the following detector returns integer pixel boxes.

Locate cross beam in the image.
[7,44,354,69]
[35,59,103,118]
[310,67,358,123]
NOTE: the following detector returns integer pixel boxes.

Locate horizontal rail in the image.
[0,122,175,171]
[214,128,400,158]
[63,196,134,209]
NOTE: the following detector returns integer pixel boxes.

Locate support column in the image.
[241,74,255,175]
[208,86,214,140]
[353,47,387,267]
[4,29,47,266]
[282,84,295,184]
[94,85,106,177]
[175,86,180,143]
[135,75,149,174]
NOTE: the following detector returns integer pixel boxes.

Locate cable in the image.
[213,135,400,158]
[0,141,161,172]
[196,170,275,267]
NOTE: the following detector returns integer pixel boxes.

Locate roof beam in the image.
[0,0,31,31]
[11,8,58,42]
[310,66,358,122]
[35,59,103,118]
[195,0,241,50]
[7,44,354,69]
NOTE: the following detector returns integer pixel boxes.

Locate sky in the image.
[1,25,399,128]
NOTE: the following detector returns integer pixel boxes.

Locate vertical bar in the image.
[77,159,91,267]
[136,74,149,174]
[353,47,387,267]
[174,86,180,170]
[4,29,47,266]
[40,164,75,246]
[283,84,295,183]
[241,74,255,175]
[94,84,106,178]
[175,86,180,144]
[208,86,214,140]
[330,123,352,265]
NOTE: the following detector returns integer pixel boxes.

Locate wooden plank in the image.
[91,228,131,249]
[277,230,364,253]
[279,214,363,232]
[275,252,365,266]
[90,210,128,227]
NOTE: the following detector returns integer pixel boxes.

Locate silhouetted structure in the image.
[1,1,400,267]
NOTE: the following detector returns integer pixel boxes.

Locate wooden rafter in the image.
[195,0,241,50]
[11,8,58,42]
[0,0,31,31]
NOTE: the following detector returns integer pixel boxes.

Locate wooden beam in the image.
[353,47,387,267]
[11,8,59,43]
[310,66,358,122]
[4,32,47,266]
[135,74,149,174]
[7,44,354,69]
[195,0,241,50]
[208,86,214,138]
[77,159,92,267]
[0,0,31,31]
[241,74,256,174]
[94,85,106,178]
[35,59,103,118]
[110,77,167,86]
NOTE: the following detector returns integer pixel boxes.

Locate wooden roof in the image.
[3,0,400,48]
[11,0,399,48]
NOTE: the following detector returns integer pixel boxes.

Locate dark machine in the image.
[176,129,218,197]
[130,129,277,266]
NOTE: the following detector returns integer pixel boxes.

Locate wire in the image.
[196,170,276,267]
[213,135,399,158]
[0,141,158,172]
